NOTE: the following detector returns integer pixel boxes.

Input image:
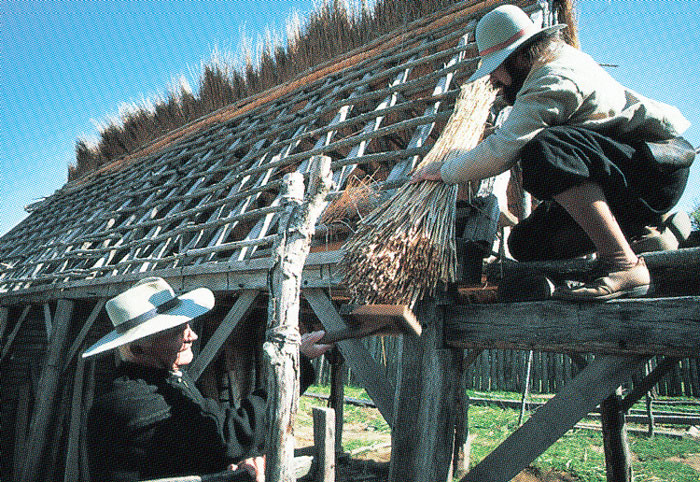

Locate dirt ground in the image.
[295,423,580,482]
[296,417,700,481]
[668,453,700,472]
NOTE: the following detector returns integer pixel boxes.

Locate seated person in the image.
[83,277,331,481]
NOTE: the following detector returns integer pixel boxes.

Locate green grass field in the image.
[299,385,700,481]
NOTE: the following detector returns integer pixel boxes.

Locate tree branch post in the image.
[264,156,333,482]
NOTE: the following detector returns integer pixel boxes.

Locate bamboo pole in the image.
[264,156,332,482]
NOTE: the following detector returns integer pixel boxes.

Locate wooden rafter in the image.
[0,1,501,296]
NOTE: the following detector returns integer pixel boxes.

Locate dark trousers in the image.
[508,126,690,261]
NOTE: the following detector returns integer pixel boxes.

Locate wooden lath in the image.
[0,0,557,297]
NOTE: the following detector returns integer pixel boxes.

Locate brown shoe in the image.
[553,257,651,302]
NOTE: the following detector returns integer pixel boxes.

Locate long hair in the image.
[508,30,564,71]
[497,31,564,104]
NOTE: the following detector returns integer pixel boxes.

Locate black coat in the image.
[87,357,314,481]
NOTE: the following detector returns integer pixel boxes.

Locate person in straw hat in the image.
[83,277,331,482]
[412,4,693,301]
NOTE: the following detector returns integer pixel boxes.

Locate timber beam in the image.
[461,355,648,482]
[305,288,396,426]
[445,296,700,358]
[188,290,260,381]
[0,250,343,305]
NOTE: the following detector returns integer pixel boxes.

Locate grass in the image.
[297,385,700,482]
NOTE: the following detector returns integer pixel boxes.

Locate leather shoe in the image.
[553,257,650,302]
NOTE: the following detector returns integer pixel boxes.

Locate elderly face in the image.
[147,323,199,371]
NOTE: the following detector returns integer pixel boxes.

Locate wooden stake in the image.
[264,156,332,482]
[328,348,346,454]
[313,407,336,482]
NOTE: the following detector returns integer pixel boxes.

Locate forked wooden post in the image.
[264,156,332,482]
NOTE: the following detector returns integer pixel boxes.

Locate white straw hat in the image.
[82,277,214,358]
[467,4,567,82]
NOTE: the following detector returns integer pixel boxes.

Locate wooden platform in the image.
[389,293,699,482]
[445,296,700,357]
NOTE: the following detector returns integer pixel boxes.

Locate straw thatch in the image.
[341,79,496,307]
[69,0,473,181]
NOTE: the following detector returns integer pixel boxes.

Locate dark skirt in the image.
[508,126,690,261]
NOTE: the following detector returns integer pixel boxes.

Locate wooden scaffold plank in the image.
[304,288,395,426]
[445,296,700,357]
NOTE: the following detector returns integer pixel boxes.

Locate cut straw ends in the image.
[341,79,496,307]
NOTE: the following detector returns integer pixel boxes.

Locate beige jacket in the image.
[440,43,691,184]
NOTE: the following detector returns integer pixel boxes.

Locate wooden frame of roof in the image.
[0,0,559,300]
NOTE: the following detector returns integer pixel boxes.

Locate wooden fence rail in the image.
[314,338,700,398]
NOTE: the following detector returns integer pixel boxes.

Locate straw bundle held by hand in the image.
[341,79,496,307]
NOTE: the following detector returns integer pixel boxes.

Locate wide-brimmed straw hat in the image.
[82,277,214,358]
[467,4,567,82]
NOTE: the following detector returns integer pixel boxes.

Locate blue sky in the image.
[2,1,699,236]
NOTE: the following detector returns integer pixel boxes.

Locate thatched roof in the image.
[0,0,572,299]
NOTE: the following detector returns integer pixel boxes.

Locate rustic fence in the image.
[314,336,700,398]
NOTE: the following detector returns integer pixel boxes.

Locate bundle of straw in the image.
[341,79,496,307]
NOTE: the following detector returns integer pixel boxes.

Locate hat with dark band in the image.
[82,277,214,358]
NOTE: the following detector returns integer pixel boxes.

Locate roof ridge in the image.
[64,0,497,191]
